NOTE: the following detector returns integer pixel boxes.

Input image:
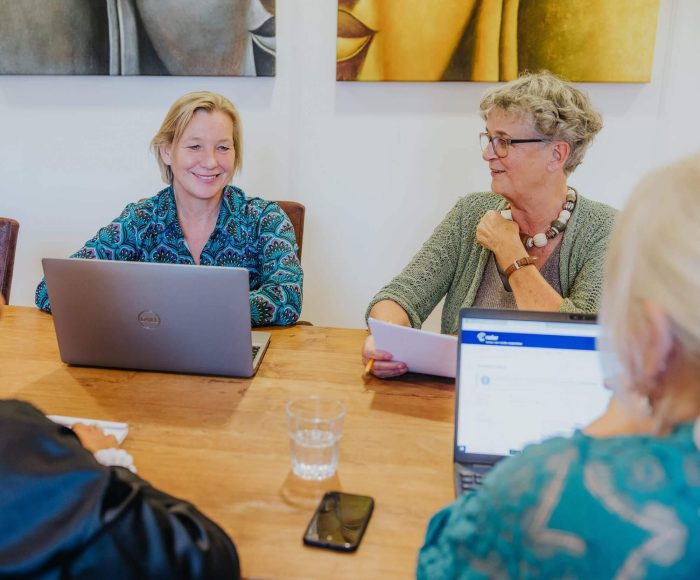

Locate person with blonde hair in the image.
[364,71,616,378]
[417,154,700,578]
[36,91,302,326]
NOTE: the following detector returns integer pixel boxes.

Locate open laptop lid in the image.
[42,258,269,377]
[454,308,609,467]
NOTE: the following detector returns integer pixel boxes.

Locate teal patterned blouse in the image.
[35,186,303,326]
[418,422,700,579]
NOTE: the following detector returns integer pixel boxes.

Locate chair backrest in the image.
[0,218,20,303]
[275,201,305,260]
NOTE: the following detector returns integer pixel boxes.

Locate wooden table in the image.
[0,306,455,579]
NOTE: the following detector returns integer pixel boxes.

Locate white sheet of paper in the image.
[368,318,457,378]
[47,415,129,444]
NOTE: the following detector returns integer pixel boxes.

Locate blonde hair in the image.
[479,71,603,175]
[601,154,700,396]
[151,91,243,183]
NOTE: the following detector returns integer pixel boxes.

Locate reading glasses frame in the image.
[479,132,551,159]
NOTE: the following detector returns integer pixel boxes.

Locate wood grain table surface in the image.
[0,306,456,579]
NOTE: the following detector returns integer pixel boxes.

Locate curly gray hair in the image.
[480,71,603,175]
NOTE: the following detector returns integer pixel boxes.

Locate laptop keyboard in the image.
[252,345,260,360]
[459,470,485,493]
[456,463,492,495]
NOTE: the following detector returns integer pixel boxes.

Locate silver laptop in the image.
[42,258,270,377]
[454,308,609,496]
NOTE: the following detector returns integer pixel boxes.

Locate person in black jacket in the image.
[0,299,240,578]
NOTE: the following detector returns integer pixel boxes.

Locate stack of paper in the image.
[47,415,129,444]
[368,318,457,378]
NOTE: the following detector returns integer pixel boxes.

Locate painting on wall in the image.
[337,0,661,83]
[0,0,275,76]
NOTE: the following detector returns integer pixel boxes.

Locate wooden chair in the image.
[0,218,19,303]
[275,201,305,260]
[273,201,310,325]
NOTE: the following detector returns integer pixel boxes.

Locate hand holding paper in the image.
[368,318,457,378]
[48,415,129,444]
[362,333,408,379]
[71,423,120,453]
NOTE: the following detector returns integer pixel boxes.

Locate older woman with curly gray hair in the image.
[364,71,616,378]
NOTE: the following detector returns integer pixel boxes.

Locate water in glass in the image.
[290,428,339,480]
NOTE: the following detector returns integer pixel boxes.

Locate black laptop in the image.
[453,308,610,496]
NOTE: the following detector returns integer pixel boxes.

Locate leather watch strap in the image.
[503,256,538,278]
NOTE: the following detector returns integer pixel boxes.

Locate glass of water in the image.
[286,396,346,480]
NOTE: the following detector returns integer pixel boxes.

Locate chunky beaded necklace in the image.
[500,186,577,248]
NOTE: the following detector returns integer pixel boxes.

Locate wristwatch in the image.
[503,256,538,278]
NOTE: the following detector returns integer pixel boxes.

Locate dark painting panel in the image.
[0,0,276,76]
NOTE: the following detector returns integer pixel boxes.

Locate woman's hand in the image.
[72,423,120,453]
[476,210,524,267]
[362,334,408,379]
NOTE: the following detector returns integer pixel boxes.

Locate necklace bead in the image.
[532,233,548,247]
[500,186,577,249]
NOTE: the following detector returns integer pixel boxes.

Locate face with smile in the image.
[161,110,235,204]
[482,108,554,205]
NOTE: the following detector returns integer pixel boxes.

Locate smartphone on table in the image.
[303,491,374,552]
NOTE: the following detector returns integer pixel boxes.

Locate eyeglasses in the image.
[479,132,551,159]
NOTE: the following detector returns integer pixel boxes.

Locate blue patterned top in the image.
[418,422,700,579]
[35,186,303,326]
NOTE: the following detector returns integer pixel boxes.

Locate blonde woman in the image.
[36,91,302,326]
[418,155,700,577]
[364,72,615,378]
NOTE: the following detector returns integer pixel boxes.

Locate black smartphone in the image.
[303,491,374,552]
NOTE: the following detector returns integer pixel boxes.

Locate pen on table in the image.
[363,358,375,378]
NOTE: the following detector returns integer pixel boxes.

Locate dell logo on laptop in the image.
[138,310,160,330]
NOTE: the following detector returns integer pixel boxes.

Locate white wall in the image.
[1,0,698,330]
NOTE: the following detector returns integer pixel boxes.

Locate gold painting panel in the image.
[337,0,661,83]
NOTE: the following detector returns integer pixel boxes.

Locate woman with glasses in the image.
[363,72,615,378]
[417,154,700,578]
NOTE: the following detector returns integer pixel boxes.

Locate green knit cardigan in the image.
[366,192,617,334]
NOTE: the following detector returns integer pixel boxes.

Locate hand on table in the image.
[72,423,120,452]
[362,334,408,379]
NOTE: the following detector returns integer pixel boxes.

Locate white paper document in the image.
[47,415,129,444]
[368,318,457,378]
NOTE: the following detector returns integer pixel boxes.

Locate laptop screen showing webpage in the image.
[454,312,610,464]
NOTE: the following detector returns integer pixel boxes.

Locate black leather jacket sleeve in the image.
[0,400,240,579]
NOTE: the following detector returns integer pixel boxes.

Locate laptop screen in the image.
[454,310,610,464]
